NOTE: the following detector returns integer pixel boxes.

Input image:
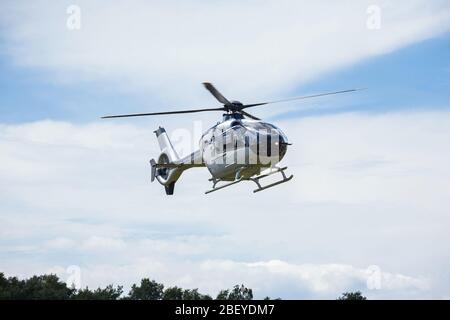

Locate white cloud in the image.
[81,236,127,252]
[44,237,77,250]
[1,0,450,299]
[0,0,449,105]
[285,112,450,208]
[198,259,429,298]
[36,259,427,299]
[1,110,450,298]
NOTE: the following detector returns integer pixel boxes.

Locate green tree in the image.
[216,289,230,300]
[162,286,184,300]
[72,285,123,300]
[162,286,212,300]
[0,273,74,299]
[182,288,212,300]
[0,273,23,299]
[128,278,164,300]
[216,284,253,300]
[23,274,74,299]
[263,296,282,300]
[338,291,367,300]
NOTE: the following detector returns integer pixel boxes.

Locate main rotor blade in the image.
[101,107,225,119]
[239,110,261,120]
[202,82,233,107]
[242,88,366,109]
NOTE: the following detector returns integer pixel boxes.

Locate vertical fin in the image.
[165,182,175,195]
[154,127,179,161]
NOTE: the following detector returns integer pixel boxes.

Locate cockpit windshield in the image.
[225,122,246,139]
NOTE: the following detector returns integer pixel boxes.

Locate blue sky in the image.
[0,53,148,123]
[1,0,450,299]
[274,32,450,120]
[1,31,449,123]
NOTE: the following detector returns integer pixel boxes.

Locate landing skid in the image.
[205,167,293,194]
[205,178,243,194]
[249,166,293,193]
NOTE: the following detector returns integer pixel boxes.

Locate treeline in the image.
[0,272,256,300]
[0,272,366,300]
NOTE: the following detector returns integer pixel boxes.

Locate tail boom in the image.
[150,127,204,195]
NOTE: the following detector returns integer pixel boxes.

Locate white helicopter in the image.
[102,83,362,195]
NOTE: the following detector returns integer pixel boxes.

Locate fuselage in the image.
[199,113,288,180]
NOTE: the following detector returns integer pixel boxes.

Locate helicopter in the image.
[102,82,363,195]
